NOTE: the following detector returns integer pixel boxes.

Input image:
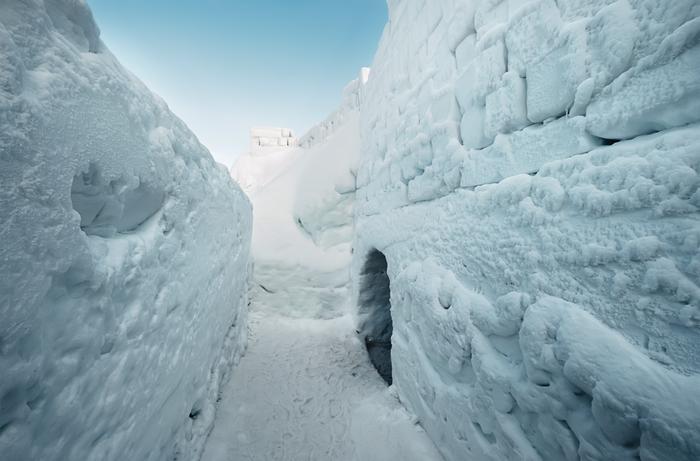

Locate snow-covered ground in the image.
[201,312,441,461]
[0,2,251,460]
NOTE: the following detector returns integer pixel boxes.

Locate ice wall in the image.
[0,1,252,460]
[353,0,700,459]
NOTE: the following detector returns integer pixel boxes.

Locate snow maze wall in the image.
[0,2,252,460]
[352,0,700,460]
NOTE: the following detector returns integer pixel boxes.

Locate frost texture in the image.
[0,1,252,460]
[353,0,700,460]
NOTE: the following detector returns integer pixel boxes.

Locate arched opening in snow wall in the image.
[358,249,393,385]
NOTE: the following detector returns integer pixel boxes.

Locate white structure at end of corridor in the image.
[250,127,298,152]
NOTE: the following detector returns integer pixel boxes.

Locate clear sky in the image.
[88,0,387,166]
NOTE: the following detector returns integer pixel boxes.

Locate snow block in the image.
[484,71,529,138]
[461,116,601,188]
[474,0,509,40]
[585,0,639,92]
[429,86,461,124]
[526,43,579,122]
[587,29,700,139]
[446,3,476,52]
[0,2,252,461]
[473,38,507,105]
[455,33,477,72]
[505,0,562,77]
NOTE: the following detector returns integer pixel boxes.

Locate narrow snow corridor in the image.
[201,310,441,461]
[5,1,700,460]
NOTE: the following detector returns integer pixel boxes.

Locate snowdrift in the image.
[232,74,366,318]
[0,1,252,460]
[353,0,700,460]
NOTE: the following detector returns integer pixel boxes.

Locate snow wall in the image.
[0,2,252,460]
[352,0,700,460]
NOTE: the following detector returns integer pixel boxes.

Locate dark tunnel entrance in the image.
[358,249,393,385]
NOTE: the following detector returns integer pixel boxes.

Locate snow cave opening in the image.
[358,249,393,385]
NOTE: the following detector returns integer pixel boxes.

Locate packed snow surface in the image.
[201,312,441,461]
[0,1,252,460]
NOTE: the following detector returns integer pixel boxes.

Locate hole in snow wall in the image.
[357,249,393,385]
[71,163,164,237]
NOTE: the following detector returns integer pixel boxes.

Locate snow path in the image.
[201,310,442,461]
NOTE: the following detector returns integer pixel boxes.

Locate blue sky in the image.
[88,0,387,165]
